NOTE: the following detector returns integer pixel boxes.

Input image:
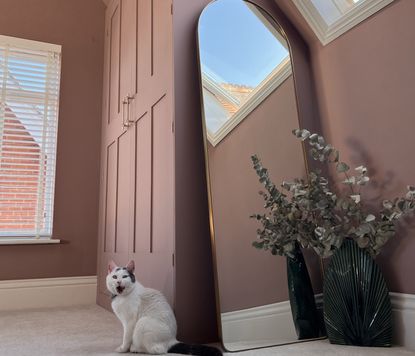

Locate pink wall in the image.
[208,78,309,312]
[0,0,105,280]
[276,0,415,294]
[173,0,219,343]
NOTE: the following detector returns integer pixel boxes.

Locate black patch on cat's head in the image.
[128,271,136,283]
[115,267,121,272]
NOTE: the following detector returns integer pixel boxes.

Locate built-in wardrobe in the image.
[96,0,218,343]
[98,0,174,305]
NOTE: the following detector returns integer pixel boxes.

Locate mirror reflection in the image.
[199,0,291,147]
[198,0,323,351]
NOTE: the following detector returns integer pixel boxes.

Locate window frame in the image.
[0,35,62,243]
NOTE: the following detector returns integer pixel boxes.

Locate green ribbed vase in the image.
[323,239,392,346]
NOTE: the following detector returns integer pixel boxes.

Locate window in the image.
[0,35,61,240]
[293,0,394,45]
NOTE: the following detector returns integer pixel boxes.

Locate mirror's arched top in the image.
[198,0,292,146]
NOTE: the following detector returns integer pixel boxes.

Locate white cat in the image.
[107,260,222,355]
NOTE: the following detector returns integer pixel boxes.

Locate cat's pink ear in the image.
[126,260,135,273]
[108,260,117,274]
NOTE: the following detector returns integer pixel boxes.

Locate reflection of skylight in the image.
[198,0,288,87]
[198,0,292,146]
[293,0,394,45]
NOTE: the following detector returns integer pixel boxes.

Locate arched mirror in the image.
[197,0,324,351]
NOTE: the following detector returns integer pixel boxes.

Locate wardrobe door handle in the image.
[122,97,130,129]
[126,93,135,124]
[127,93,134,103]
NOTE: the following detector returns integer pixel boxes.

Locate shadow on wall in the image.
[337,136,415,293]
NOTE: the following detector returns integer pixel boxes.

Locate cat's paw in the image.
[115,345,129,353]
[129,345,141,353]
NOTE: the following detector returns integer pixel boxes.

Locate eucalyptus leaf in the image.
[336,162,350,173]
[355,166,367,174]
[357,176,370,185]
[252,241,264,249]
[383,200,393,209]
[309,133,318,142]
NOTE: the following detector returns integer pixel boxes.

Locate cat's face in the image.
[106,260,136,297]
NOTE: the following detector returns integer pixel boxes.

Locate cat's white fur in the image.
[106,260,178,354]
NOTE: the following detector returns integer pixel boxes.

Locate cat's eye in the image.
[112,275,117,279]
[122,275,128,278]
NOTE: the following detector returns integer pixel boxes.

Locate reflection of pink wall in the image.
[276,0,415,294]
[209,77,307,312]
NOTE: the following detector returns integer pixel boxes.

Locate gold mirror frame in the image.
[197,0,325,351]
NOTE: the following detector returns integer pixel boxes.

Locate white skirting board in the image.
[391,293,415,351]
[0,276,97,311]
[221,295,323,350]
[221,293,415,351]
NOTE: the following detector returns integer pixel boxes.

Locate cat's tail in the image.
[168,342,222,356]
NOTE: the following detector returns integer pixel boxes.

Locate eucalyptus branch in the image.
[250,129,415,259]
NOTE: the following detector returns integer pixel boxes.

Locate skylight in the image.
[293,0,394,45]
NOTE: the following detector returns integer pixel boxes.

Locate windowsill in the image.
[0,238,61,245]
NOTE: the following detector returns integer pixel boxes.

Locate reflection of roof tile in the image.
[221,83,253,104]
[216,95,238,115]
[209,83,254,117]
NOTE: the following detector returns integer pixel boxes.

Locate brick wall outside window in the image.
[0,109,44,234]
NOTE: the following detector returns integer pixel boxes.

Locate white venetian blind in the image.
[0,35,61,238]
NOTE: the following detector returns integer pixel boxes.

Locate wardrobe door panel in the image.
[136,0,152,94]
[104,142,117,253]
[98,0,137,306]
[116,130,133,254]
[152,95,173,254]
[108,1,121,124]
[120,0,137,103]
[134,0,173,119]
[153,0,172,83]
[130,0,174,305]
[134,113,152,253]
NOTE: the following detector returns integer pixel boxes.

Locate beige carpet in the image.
[0,305,413,356]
